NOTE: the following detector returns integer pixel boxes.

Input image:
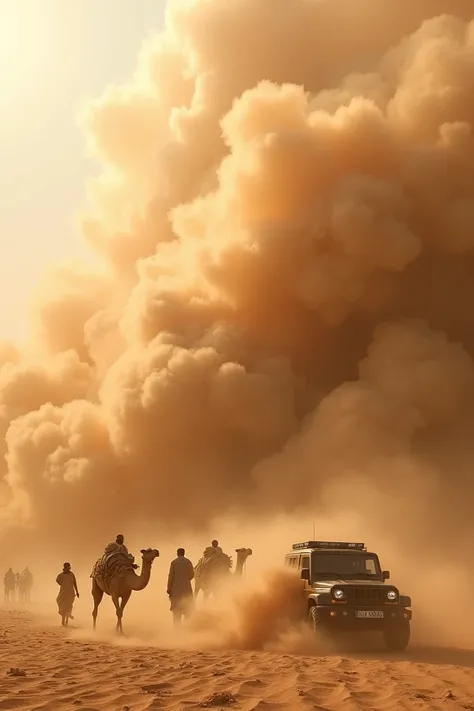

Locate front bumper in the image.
[313,605,411,630]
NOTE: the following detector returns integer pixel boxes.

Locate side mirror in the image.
[301,567,310,582]
[383,570,390,581]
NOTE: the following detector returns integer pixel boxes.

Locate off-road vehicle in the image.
[284,541,412,651]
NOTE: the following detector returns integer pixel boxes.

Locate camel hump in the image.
[90,550,135,592]
[195,551,232,578]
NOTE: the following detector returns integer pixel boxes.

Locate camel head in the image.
[140,548,160,564]
[235,548,252,564]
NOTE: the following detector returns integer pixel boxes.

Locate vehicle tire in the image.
[308,605,323,633]
[383,622,410,652]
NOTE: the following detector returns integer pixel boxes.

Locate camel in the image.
[18,568,33,603]
[194,547,252,600]
[91,547,159,634]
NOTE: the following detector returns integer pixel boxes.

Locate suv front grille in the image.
[343,586,388,605]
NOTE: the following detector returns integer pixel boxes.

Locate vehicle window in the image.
[311,553,381,578]
[300,555,310,570]
[364,558,377,575]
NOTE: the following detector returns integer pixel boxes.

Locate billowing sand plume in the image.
[2,0,474,562]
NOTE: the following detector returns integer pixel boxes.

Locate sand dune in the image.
[1,607,474,711]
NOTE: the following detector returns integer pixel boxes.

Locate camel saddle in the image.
[90,551,135,595]
[195,550,232,578]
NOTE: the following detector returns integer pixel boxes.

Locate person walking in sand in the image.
[167,548,195,626]
[56,562,79,627]
[18,567,33,603]
[4,568,15,602]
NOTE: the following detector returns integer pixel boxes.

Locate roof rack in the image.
[292,541,366,551]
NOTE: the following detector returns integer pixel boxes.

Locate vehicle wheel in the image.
[383,622,410,652]
[308,605,323,633]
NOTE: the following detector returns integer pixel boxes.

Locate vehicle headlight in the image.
[333,588,345,600]
[387,590,397,601]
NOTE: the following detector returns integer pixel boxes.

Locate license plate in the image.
[356,610,384,619]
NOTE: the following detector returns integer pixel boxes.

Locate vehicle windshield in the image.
[311,552,382,580]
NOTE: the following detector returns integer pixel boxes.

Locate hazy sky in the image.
[0,0,163,341]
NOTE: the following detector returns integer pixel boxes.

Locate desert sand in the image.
[4,0,474,707]
[2,606,474,711]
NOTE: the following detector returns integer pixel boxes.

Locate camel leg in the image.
[91,579,104,630]
[117,590,131,635]
[195,580,211,602]
[112,590,131,636]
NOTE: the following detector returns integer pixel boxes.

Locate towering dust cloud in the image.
[2,0,474,560]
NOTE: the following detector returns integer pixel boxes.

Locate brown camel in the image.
[194,547,252,600]
[91,547,159,634]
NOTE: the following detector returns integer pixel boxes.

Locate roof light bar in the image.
[292,541,366,551]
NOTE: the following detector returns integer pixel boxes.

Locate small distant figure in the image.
[211,540,223,554]
[4,569,15,603]
[200,540,223,561]
[56,562,79,627]
[167,548,195,626]
[18,567,33,603]
[14,573,20,602]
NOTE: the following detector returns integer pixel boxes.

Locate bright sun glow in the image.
[0,7,30,92]
[0,1,93,344]
[0,9,17,58]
